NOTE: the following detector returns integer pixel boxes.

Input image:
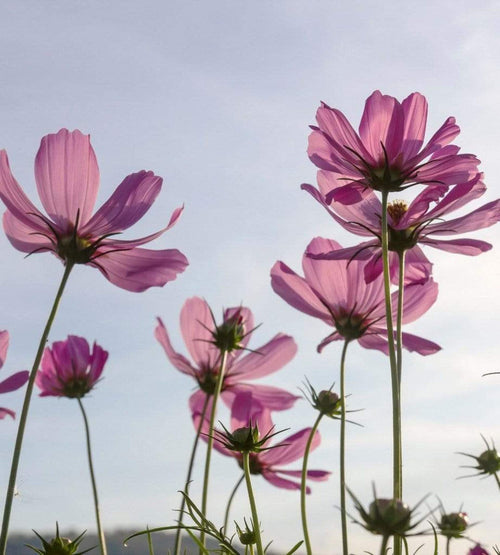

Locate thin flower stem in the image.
[223,473,244,534]
[494,472,500,491]
[300,412,323,555]
[380,191,402,555]
[174,393,210,555]
[339,339,350,555]
[396,251,406,389]
[0,262,74,555]
[446,537,451,555]
[242,452,264,555]
[199,350,229,552]
[380,534,390,555]
[77,398,107,555]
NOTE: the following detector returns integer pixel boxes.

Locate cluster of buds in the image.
[27,524,93,555]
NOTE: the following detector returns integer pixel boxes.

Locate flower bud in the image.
[235,519,257,545]
[439,511,469,538]
[477,448,500,475]
[27,525,90,555]
[367,498,412,535]
[211,311,246,352]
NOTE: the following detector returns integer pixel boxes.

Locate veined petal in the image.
[227,333,297,381]
[34,129,100,228]
[93,247,188,292]
[399,184,449,227]
[223,383,299,412]
[0,371,29,394]
[3,211,55,254]
[401,93,428,161]
[270,261,331,321]
[261,469,304,491]
[88,342,108,383]
[427,199,500,235]
[359,91,404,163]
[82,171,163,236]
[399,279,438,324]
[424,176,485,220]
[154,317,198,376]
[180,297,220,369]
[410,117,460,164]
[317,331,341,353]
[416,154,480,186]
[421,237,493,255]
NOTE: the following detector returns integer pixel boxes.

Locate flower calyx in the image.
[26,523,95,555]
[458,435,500,481]
[235,518,258,546]
[438,511,469,539]
[214,421,286,454]
[302,378,342,419]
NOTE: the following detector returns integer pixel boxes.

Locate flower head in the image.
[458,435,500,485]
[271,237,440,355]
[0,129,188,292]
[0,330,29,419]
[438,511,469,539]
[204,392,330,493]
[303,171,500,284]
[27,524,94,555]
[155,297,299,416]
[36,336,108,399]
[308,91,480,204]
[302,379,342,419]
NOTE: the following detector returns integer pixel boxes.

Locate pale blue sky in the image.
[0,1,499,553]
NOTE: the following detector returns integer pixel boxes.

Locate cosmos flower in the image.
[205,391,330,493]
[0,330,29,419]
[307,91,480,204]
[303,171,500,284]
[271,237,440,354]
[0,128,188,292]
[36,335,108,398]
[155,297,299,418]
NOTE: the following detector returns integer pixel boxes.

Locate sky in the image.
[0,1,499,553]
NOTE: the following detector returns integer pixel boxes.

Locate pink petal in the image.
[424,176,485,220]
[81,171,163,236]
[422,237,493,255]
[227,333,297,381]
[260,428,320,466]
[401,93,428,161]
[93,247,188,292]
[270,261,331,321]
[416,153,480,186]
[261,469,303,491]
[180,297,220,369]
[0,371,29,394]
[400,184,449,227]
[401,332,441,355]
[399,279,438,324]
[223,306,254,353]
[88,342,108,383]
[223,383,299,412]
[154,317,197,376]
[0,330,8,369]
[357,332,390,355]
[317,331,341,353]
[428,199,500,236]
[410,117,460,164]
[276,468,330,481]
[0,407,16,419]
[359,91,404,163]
[3,211,55,254]
[34,129,100,228]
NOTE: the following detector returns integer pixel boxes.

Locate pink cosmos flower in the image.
[271,237,440,354]
[200,391,330,493]
[303,171,500,284]
[155,297,299,417]
[0,331,29,419]
[468,545,490,555]
[0,129,188,292]
[36,335,108,398]
[308,91,480,204]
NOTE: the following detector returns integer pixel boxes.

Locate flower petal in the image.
[34,129,100,228]
[93,247,188,292]
[422,237,493,255]
[0,407,16,419]
[0,371,29,394]
[223,383,299,412]
[260,428,320,466]
[401,332,441,355]
[154,317,197,376]
[3,211,55,254]
[401,92,428,161]
[0,330,8,369]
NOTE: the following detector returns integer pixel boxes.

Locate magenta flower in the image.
[205,391,330,492]
[155,297,299,417]
[271,237,440,354]
[303,171,500,284]
[0,331,29,419]
[0,129,188,292]
[36,335,108,398]
[307,91,480,204]
[468,545,490,555]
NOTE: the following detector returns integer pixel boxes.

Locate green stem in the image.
[380,535,390,555]
[199,350,229,552]
[339,340,350,555]
[494,472,500,491]
[174,394,210,555]
[380,191,402,555]
[300,412,323,555]
[446,537,451,555]
[77,398,107,555]
[0,262,74,554]
[223,473,244,534]
[396,251,406,389]
[242,452,264,555]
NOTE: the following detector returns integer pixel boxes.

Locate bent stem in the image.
[300,412,323,555]
[380,191,402,555]
[242,452,264,555]
[0,262,74,555]
[199,350,229,551]
[223,473,244,534]
[339,339,350,555]
[77,398,107,555]
[174,393,210,555]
